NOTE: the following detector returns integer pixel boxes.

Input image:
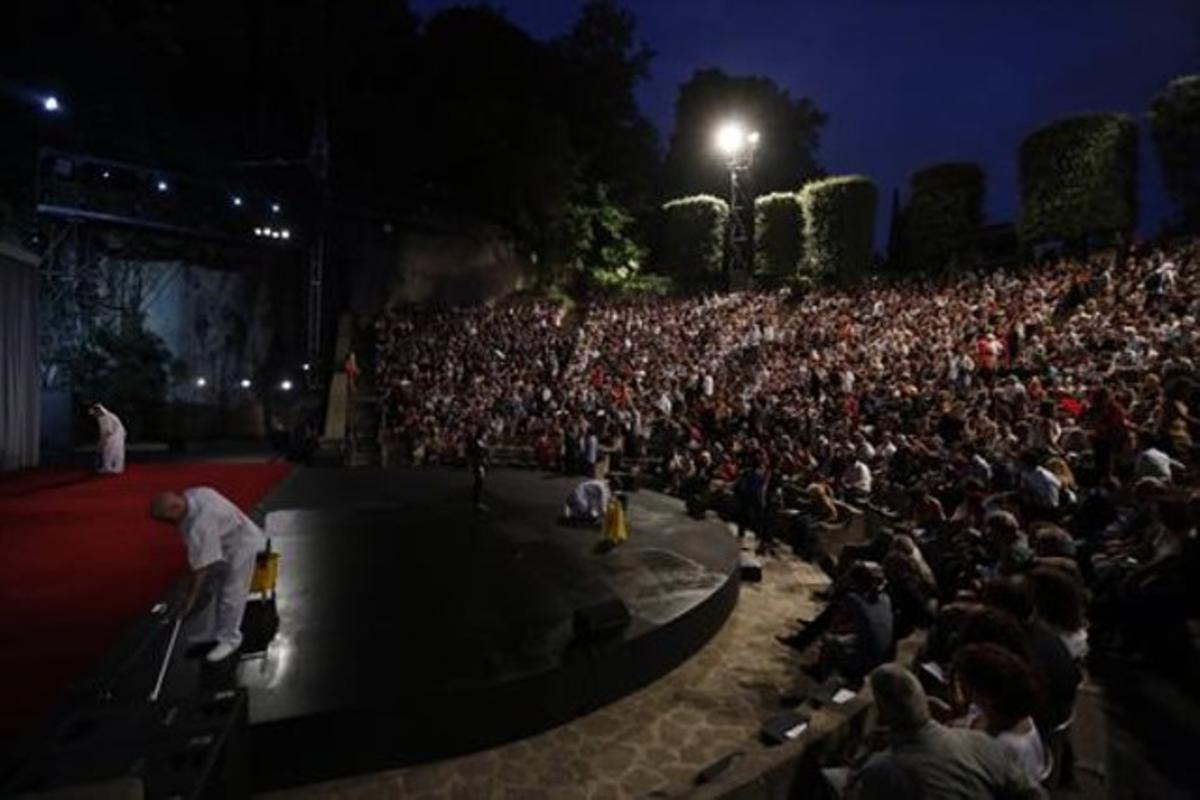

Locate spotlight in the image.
[42,95,61,112]
[254,227,263,236]
[271,202,281,214]
[102,170,111,180]
[156,179,169,192]
[281,229,291,240]
[280,379,293,391]
[715,121,747,156]
[240,378,252,389]
[232,195,243,207]
[301,363,311,372]
[195,377,207,388]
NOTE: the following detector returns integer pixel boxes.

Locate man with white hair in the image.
[89,403,126,474]
[848,663,1044,799]
[149,487,266,663]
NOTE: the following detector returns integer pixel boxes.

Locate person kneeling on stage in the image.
[562,477,612,525]
[150,487,267,663]
[89,402,126,474]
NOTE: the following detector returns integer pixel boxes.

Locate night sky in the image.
[412,0,1199,238]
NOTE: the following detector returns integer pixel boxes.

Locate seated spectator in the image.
[847,663,1045,800]
[952,643,1051,786]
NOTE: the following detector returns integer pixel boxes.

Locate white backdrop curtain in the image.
[0,244,40,471]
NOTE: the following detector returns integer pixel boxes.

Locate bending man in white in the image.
[89,403,126,474]
[150,487,266,663]
[562,478,612,524]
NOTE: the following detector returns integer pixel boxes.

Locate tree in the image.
[1148,75,1200,233]
[898,162,985,272]
[660,195,728,281]
[553,0,662,219]
[754,192,804,280]
[663,69,827,200]
[800,176,877,283]
[549,183,647,290]
[1018,113,1138,246]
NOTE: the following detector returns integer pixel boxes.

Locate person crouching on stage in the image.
[150,487,266,663]
[89,402,126,474]
[562,477,612,525]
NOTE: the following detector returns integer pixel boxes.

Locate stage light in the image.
[240,378,252,388]
[270,230,281,239]
[281,229,291,240]
[715,121,747,156]
[254,227,263,236]
[195,377,207,388]
[42,95,61,112]
[280,379,293,391]
[271,202,281,214]
[156,179,169,192]
[232,195,243,207]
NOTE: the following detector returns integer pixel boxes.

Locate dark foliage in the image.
[800,176,877,283]
[660,195,728,280]
[753,192,804,280]
[1018,113,1138,245]
[1148,75,1200,233]
[898,162,985,272]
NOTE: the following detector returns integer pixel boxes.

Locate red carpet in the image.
[0,461,291,740]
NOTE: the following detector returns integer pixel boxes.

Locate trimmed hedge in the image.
[800,176,877,283]
[660,195,728,278]
[753,192,804,279]
[1148,75,1200,231]
[1018,113,1137,244]
[899,162,985,271]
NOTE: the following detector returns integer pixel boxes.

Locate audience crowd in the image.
[375,238,1200,796]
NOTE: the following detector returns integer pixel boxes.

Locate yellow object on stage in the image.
[251,540,280,596]
[603,498,628,545]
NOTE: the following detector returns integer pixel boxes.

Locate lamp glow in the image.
[280,379,293,391]
[195,377,207,388]
[271,202,281,214]
[42,96,61,112]
[281,229,291,240]
[156,180,169,192]
[715,122,747,156]
[240,378,252,389]
[232,195,243,207]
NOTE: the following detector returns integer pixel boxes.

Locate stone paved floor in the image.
[262,532,830,800]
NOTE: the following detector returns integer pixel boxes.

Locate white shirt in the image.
[96,407,125,440]
[1021,466,1061,509]
[180,487,265,571]
[843,460,873,494]
[1135,447,1183,483]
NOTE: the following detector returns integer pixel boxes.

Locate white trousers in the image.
[190,543,258,649]
[98,434,125,473]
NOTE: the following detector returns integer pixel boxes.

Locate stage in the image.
[175,467,739,789]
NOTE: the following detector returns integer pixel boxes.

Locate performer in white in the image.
[562,478,612,524]
[89,403,126,474]
[150,487,267,663]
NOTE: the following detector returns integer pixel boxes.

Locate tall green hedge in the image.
[660,195,728,278]
[899,162,984,271]
[800,176,877,283]
[1018,113,1137,244]
[1149,75,1200,232]
[753,192,804,279]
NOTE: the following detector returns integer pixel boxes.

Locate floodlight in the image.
[715,121,747,156]
[195,377,207,388]
[156,180,169,192]
[280,379,293,391]
[232,195,243,207]
[271,202,281,214]
[240,378,252,388]
[747,131,761,146]
[42,96,60,112]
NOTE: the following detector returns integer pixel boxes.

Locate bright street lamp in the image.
[42,95,61,113]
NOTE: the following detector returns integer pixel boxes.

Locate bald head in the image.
[149,492,187,524]
[869,663,931,732]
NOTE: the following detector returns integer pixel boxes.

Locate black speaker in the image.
[572,597,631,643]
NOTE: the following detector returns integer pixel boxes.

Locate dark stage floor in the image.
[214,467,739,788]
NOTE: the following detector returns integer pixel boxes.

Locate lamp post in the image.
[714,121,760,287]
